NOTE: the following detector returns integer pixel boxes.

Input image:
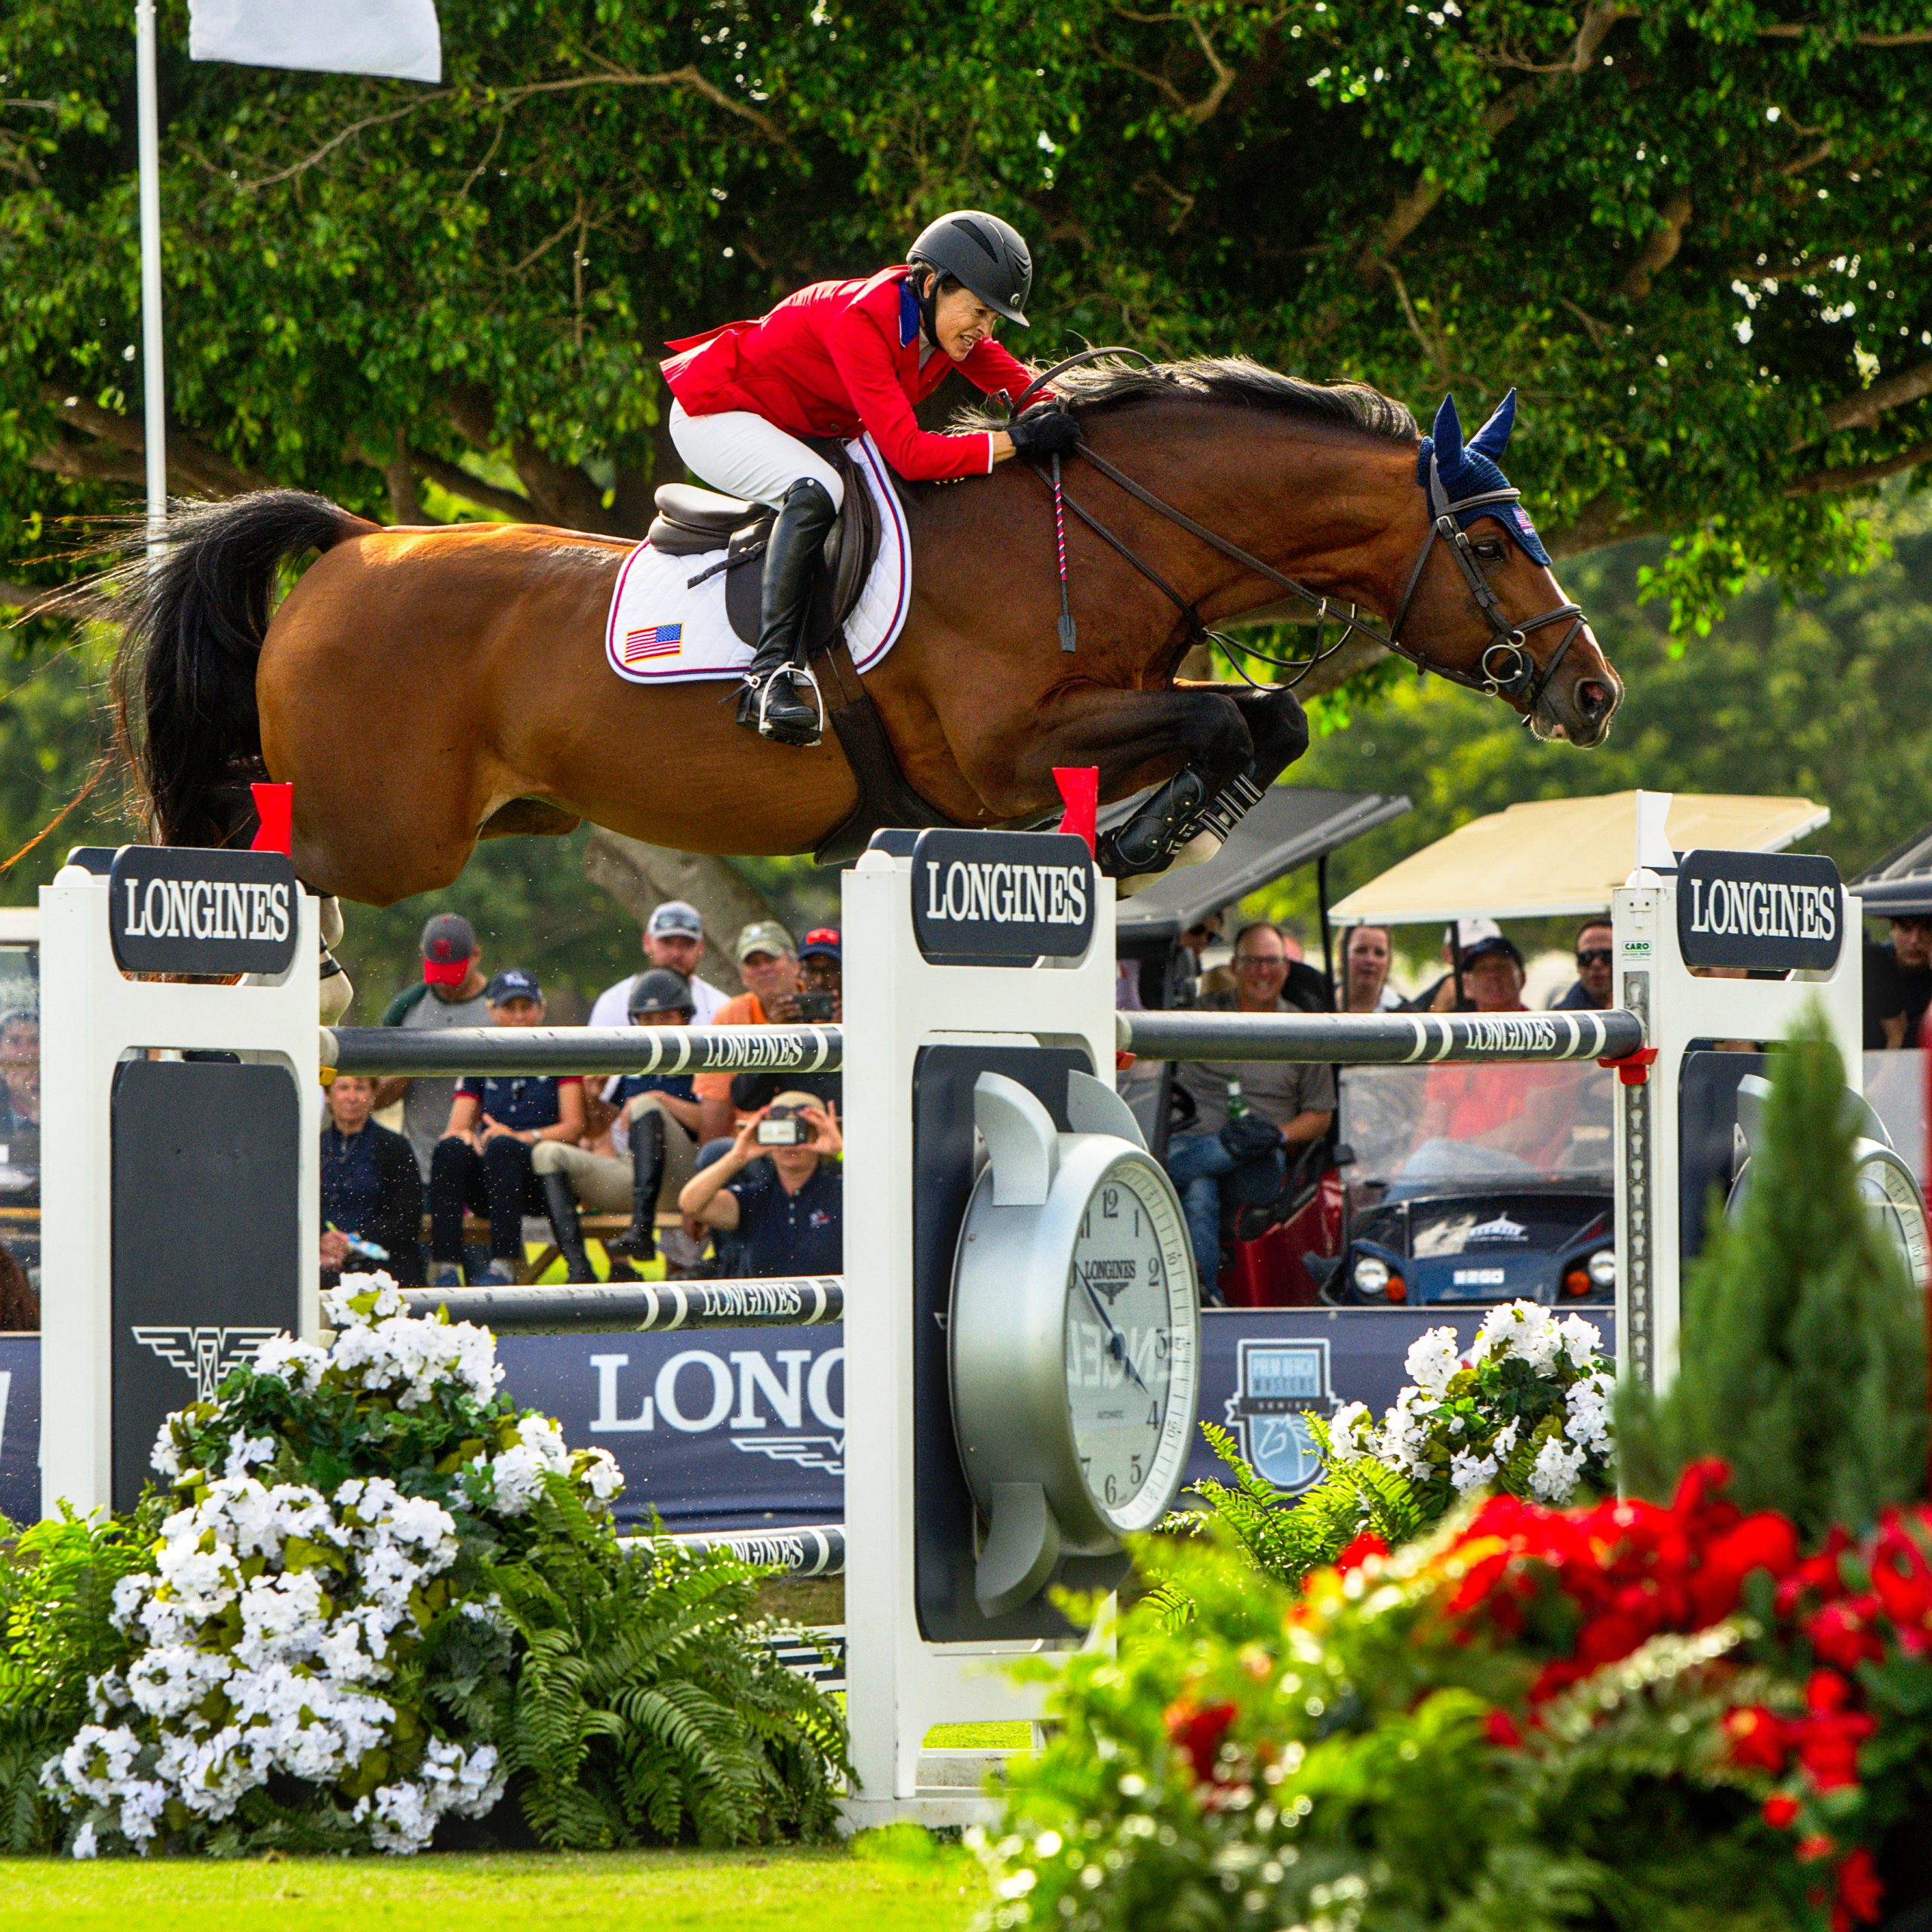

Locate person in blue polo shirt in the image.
[428,969,586,1286]
[678,1091,842,1278]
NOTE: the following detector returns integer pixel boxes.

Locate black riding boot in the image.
[604,1110,666,1263]
[538,1171,595,1284]
[736,476,837,748]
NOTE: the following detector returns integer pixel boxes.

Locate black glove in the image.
[1007,407,1081,463]
[1219,1111,1284,1164]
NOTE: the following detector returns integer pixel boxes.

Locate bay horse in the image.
[112,359,1620,952]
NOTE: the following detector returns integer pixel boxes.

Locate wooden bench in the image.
[420,1212,678,1285]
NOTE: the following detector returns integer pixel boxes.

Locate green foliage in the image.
[485,1499,848,1850]
[0,1510,156,1851]
[980,1536,1792,1932]
[1618,1014,1929,1537]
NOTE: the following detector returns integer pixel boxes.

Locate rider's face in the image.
[930,282,1001,361]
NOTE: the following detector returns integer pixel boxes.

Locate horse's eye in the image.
[1472,538,1507,564]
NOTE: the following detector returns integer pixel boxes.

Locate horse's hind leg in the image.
[313,894,353,1023]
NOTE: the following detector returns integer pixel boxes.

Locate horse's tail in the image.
[112,490,374,847]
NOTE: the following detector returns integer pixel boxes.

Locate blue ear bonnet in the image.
[1415,389,1552,568]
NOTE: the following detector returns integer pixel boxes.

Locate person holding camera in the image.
[532,968,706,1278]
[678,1093,843,1278]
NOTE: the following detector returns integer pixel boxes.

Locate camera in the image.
[794,991,836,1023]
[756,1110,804,1146]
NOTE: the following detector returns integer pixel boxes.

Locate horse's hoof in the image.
[319,953,353,1024]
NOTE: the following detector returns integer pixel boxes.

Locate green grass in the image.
[0,1836,982,1932]
[924,1722,1033,1749]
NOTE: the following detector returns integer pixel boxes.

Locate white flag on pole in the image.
[189,0,442,84]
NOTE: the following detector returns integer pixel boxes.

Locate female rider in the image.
[661,209,1080,746]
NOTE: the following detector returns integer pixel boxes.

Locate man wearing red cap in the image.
[375,913,492,1177]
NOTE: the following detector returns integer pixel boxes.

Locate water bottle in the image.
[1225,1075,1247,1121]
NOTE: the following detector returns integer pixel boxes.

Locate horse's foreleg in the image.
[1158,680,1314,849]
[1001,685,1257,878]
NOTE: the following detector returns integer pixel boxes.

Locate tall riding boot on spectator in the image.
[605,1110,666,1263]
[735,478,835,748]
[537,1171,595,1284]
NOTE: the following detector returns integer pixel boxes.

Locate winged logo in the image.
[130,1326,286,1402]
[731,1435,845,1477]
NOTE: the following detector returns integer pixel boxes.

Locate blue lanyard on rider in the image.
[897,275,921,349]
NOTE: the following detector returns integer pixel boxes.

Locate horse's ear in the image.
[1469,387,1518,463]
[1431,394,1464,472]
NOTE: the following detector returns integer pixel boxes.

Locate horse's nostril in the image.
[1577,679,1611,718]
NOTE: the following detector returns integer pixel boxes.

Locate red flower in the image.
[1484,1708,1523,1749]
[1807,1669,1854,1715]
[1807,1598,1886,1673]
[1796,1834,1838,1863]
[1762,1793,1801,1829]
[1689,1513,1801,1623]
[1869,1512,1932,1629]
[1335,1533,1389,1574]
[1793,1712,1875,1792]
[1164,1700,1238,1784]
[1723,1706,1790,1774]
[1832,1847,1885,1930]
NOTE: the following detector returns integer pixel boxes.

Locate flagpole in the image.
[134,0,167,552]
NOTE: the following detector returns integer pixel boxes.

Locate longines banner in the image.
[910,829,1096,968]
[0,1309,1616,1532]
[1675,848,1843,974]
[109,845,300,977]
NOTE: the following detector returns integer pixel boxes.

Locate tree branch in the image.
[1783,438,1932,497]
[1619,189,1693,299]
[39,384,274,496]
[1,577,113,624]
[1756,21,1932,43]
[511,436,615,533]
[408,449,540,521]
[1353,0,1630,282]
[1819,359,1932,435]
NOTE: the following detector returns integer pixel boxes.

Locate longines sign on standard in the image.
[1674,848,1843,974]
[108,845,300,978]
[910,829,1096,968]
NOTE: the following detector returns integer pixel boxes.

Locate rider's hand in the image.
[1007,408,1081,465]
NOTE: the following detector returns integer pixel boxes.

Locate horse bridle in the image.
[1012,348,1588,718]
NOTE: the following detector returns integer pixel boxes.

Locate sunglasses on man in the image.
[1577,947,1613,967]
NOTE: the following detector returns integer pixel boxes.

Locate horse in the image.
[112,359,1620,984]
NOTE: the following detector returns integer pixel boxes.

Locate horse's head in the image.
[1392,392,1621,746]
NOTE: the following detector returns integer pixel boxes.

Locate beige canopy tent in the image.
[1327,789,1829,926]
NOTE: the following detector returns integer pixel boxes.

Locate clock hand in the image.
[1075,1267,1152,1395]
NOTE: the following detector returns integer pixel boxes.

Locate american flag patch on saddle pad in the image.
[622,623,683,664]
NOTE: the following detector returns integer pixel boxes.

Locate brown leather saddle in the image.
[645,440,956,863]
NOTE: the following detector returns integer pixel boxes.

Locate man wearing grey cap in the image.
[375,912,492,1178]
[588,899,728,1031]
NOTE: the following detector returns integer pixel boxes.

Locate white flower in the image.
[1557,1312,1604,1371]
[150,1419,184,1481]
[250,1334,328,1394]
[1449,1448,1500,1494]
[223,1434,278,1478]
[1324,1402,1373,1463]
[1528,1434,1588,1503]
[1491,1420,1521,1461]
[1472,1300,1560,1371]
[71,1822,97,1860]
[1562,1371,1615,1456]
[118,1780,168,1847]
[321,1271,410,1327]
[1403,1327,1463,1396]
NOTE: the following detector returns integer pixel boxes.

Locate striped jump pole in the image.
[1119,1004,1644,1066]
[323,1022,841,1080]
[644,1522,848,1578]
[400,1275,844,1334]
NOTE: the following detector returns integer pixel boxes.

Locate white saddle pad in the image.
[604,433,911,686]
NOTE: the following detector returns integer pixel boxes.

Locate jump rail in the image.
[401,1276,844,1333]
[645,1523,848,1578]
[324,1022,843,1080]
[1119,1006,1644,1066]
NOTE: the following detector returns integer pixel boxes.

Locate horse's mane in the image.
[952,355,1418,442]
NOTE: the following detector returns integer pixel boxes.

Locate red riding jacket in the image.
[661,267,1035,484]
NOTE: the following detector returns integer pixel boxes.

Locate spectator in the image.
[1339,924,1401,1014]
[1406,917,1503,1014]
[0,1011,40,1195]
[1229,919,1329,1014]
[1162,922,1336,1305]
[588,898,729,1029]
[1552,919,1615,1011]
[427,971,586,1287]
[679,1094,844,1278]
[1864,915,1932,1048]
[533,968,706,1278]
[319,1074,423,1287]
[375,915,492,1178]
[694,919,801,1143]
[726,928,844,1121]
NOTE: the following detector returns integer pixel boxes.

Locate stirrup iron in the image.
[755,661,825,746]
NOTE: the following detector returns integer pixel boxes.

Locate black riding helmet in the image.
[907,210,1032,327]
[628,967,695,1020]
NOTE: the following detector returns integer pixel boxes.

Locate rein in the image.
[1011,351,1585,715]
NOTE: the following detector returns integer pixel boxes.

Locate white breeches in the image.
[668,401,845,512]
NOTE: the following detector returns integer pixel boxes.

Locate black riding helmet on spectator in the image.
[628,968,696,1022]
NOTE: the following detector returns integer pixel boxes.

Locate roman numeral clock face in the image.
[1065,1158,1195,1531]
